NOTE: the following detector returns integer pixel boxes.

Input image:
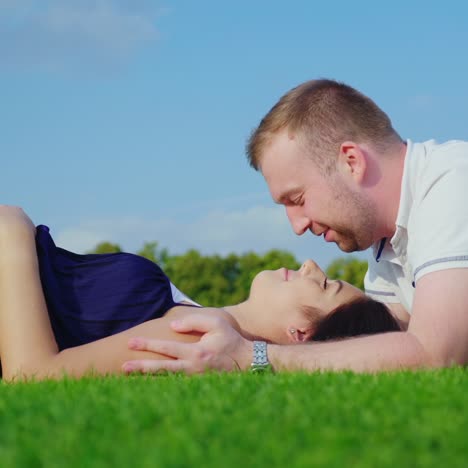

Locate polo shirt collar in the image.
[373,139,415,262]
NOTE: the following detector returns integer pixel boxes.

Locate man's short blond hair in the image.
[246,79,402,174]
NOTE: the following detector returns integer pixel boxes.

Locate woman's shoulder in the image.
[164,306,241,332]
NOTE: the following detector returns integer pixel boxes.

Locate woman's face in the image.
[248,259,365,344]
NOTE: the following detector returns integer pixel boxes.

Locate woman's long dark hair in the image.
[312,296,401,341]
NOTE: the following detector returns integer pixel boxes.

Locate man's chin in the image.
[337,239,372,253]
[335,238,360,253]
[338,244,356,253]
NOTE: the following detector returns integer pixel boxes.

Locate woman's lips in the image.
[284,268,289,281]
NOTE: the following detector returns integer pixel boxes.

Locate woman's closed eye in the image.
[322,277,328,290]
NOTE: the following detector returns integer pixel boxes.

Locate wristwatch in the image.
[251,341,272,372]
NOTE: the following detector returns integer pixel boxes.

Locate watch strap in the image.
[251,340,271,372]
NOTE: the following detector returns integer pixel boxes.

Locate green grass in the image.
[1,369,467,468]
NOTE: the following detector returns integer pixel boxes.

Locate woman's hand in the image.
[0,205,35,237]
[123,314,254,374]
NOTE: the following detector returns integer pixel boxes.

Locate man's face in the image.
[260,130,378,252]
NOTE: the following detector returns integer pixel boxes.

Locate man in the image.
[123,79,468,373]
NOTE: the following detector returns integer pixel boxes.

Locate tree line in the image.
[88,241,367,306]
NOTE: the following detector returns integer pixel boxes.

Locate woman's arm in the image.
[0,207,59,378]
[23,310,201,380]
[28,306,237,380]
[0,207,202,381]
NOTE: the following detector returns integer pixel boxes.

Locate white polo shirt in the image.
[364,139,468,313]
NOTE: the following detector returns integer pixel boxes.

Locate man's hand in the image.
[122,314,253,374]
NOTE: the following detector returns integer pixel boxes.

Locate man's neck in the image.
[373,141,408,239]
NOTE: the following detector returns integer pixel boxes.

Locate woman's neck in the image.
[222,301,270,342]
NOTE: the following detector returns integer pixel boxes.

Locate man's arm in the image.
[408,268,468,366]
[124,268,468,373]
[385,302,410,329]
[267,332,425,372]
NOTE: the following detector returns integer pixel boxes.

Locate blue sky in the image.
[1,0,468,268]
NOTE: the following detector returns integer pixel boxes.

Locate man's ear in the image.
[337,141,367,184]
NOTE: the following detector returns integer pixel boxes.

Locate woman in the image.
[0,206,401,381]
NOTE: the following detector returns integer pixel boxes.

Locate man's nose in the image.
[286,207,310,235]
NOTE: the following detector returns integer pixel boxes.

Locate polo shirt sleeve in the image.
[409,161,468,283]
[364,260,400,304]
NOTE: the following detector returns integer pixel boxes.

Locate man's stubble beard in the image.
[329,179,378,252]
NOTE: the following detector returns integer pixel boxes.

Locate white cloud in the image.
[53,205,356,268]
[54,227,109,253]
[54,206,289,254]
[0,0,161,72]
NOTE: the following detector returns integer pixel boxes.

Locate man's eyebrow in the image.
[275,189,301,205]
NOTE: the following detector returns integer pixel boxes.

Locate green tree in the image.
[85,237,368,305]
[136,241,169,267]
[87,242,122,254]
[163,250,235,306]
[325,256,368,290]
[232,250,301,304]
[163,248,301,307]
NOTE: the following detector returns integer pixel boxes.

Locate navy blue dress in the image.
[35,225,180,350]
